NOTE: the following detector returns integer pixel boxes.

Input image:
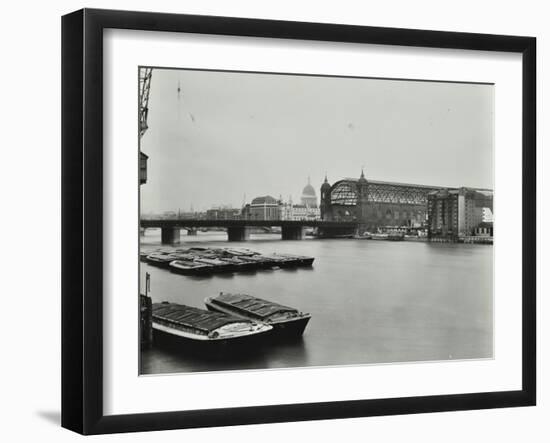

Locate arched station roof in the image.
[329,178,493,206]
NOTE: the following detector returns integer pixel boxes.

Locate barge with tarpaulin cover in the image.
[141,247,315,276]
[152,302,272,347]
[168,259,212,276]
[145,251,181,268]
[204,293,311,338]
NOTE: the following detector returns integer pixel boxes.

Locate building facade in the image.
[244,195,281,220]
[321,171,436,231]
[243,180,321,221]
[320,171,493,236]
[205,207,241,220]
[243,196,321,221]
[279,202,320,221]
[427,188,491,239]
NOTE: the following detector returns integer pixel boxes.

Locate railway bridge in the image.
[140,219,358,244]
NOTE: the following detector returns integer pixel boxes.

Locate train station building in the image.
[320,170,493,237]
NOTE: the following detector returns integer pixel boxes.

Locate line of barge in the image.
[141,247,314,276]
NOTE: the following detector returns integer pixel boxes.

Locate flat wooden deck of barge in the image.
[152,303,244,335]
[209,293,297,320]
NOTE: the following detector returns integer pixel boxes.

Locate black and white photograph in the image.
[1,0,546,439]
[138,67,495,375]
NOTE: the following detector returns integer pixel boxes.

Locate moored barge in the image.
[271,253,314,267]
[168,259,211,276]
[146,252,181,268]
[192,256,235,273]
[152,302,272,346]
[205,293,311,338]
[370,233,389,240]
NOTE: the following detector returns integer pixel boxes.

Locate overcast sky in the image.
[140,68,493,214]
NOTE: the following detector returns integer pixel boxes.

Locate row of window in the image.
[332,208,426,221]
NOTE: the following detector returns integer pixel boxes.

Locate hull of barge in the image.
[168,261,211,276]
[151,323,272,351]
[205,302,310,338]
[151,302,272,352]
[145,256,176,268]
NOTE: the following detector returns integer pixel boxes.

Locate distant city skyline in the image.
[140,68,494,213]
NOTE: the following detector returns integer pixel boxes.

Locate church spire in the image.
[358,166,368,187]
[321,172,331,191]
[359,165,367,182]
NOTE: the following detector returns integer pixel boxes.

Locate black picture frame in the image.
[61,8,536,435]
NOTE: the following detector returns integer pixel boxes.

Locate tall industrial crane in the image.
[139,67,153,139]
[139,68,153,184]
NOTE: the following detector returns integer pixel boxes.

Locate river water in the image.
[140,230,493,374]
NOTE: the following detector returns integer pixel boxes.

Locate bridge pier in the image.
[161,227,180,245]
[227,226,251,242]
[281,226,305,240]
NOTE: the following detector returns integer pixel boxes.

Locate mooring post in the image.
[140,272,153,348]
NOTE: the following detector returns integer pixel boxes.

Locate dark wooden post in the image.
[140,272,153,348]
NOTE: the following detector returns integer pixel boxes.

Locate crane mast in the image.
[139,68,153,185]
[139,67,153,138]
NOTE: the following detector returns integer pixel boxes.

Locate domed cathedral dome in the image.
[300,176,318,208]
